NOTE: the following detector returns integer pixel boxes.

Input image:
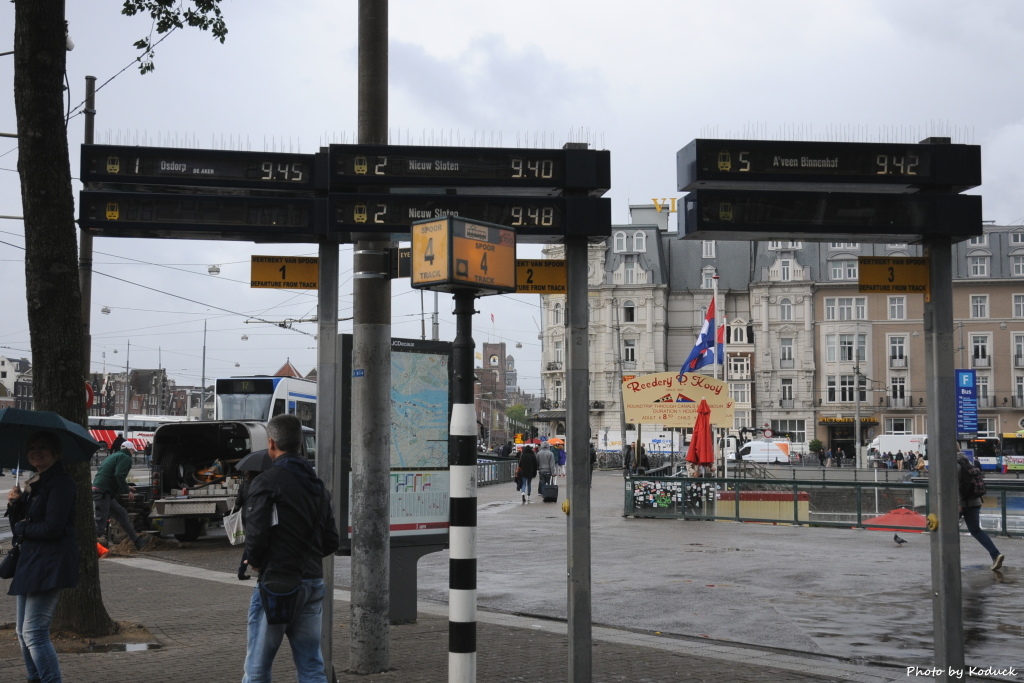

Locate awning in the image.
[531,411,566,422]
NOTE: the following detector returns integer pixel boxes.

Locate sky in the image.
[3,0,1024,397]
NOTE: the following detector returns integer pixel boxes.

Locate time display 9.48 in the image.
[678,139,981,192]
[81,145,316,191]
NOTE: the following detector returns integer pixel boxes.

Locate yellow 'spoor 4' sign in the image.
[251,255,319,289]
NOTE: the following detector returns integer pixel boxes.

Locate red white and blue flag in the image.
[680,298,724,374]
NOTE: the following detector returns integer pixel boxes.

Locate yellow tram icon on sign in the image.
[105,202,120,220]
[717,151,732,172]
[354,156,368,175]
[718,201,733,222]
[353,203,368,223]
[106,156,120,174]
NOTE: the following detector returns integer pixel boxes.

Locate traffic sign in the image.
[956,369,978,439]
[858,257,929,294]
[678,139,980,192]
[81,145,318,192]
[516,259,567,293]
[329,144,610,194]
[251,255,319,289]
[410,217,516,295]
[683,190,982,243]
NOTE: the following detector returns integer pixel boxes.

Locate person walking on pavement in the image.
[536,443,556,497]
[93,444,149,550]
[957,452,1005,571]
[5,431,80,683]
[110,432,126,453]
[242,414,340,683]
[825,447,833,467]
[517,445,538,503]
[817,448,826,467]
[835,446,844,468]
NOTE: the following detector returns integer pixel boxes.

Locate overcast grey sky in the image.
[2,1,1024,395]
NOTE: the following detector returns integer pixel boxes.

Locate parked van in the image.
[729,440,791,464]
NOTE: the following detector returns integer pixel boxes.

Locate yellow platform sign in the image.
[251,255,319,289]
[621,372,734,428]
[516,259,567,293]
[858,257,929,295]
[411,217,516,295]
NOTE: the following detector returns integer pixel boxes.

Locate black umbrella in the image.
[235,449,272,472]
[0,408,100,470]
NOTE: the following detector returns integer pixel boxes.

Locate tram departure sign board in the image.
[683,190,982,243]
[678,139,981,193]
[410,217,517,295]
[81,145,318,192]
[329,144,610,194]
[329,194,611,243]
[79,191,325,241]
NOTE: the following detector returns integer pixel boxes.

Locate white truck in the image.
[729,439,792,464]
[866,434,927,462]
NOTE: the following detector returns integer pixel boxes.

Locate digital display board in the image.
[678,139,981,192]
[328,144,610,194]
[79,191,325,241]
[81,145,318,191]
[683,190,982,243]
[329,194,610,243]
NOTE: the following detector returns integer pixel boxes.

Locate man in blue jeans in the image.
[242,414,340,682]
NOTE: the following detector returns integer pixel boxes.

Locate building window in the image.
[830,260,858,280]
[553,302,562,325]
[1014,334,1024,365]
[622,300,635,322]
[977,374,990,402]
[779,298,793,321]
[839,375,856,402]
[978,417,996,438]
[613,231,627,252]
[771,419,805,443]
[972,334,988,360]
[781,378,793,401]
[788,241,802,249]
[969,255,989,277]
[729,383,749,403]
[1016,375,1024,401]
[623,339,636,362]
[702,266,716,289]
[968,235,988,247]
[888,296,906,320]
[1012,233,1024,244]
[553,380,563,403]
[824,297,866,321]
[890,335,907,360]
[633,231,647,252]
[768,241,783,250]
[733,410,751,431]
[780,260,791,281]
[970,295,988,319]
[827,375,836,402]
[1013,256,1024,276]
[728,356,750,378]
[624,261,635,284]
[780,338,794,361]
[702,240,716,258]
[732,326,746,343]
[554,341,563,364]
[831,242,857,249]
[886,417,912,433]
[891,376,906,400]
[1015,294,1024,318]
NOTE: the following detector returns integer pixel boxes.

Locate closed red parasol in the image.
[685,398,715,466]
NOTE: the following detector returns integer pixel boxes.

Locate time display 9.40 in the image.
[678,139,981,192]
[329,144,611,193]
[81,145,316,191]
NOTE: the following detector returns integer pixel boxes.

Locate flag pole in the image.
[712,276,725,481]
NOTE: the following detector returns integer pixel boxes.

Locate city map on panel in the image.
[390,349,450,469]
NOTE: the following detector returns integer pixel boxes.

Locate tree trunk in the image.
[14,0,116,635]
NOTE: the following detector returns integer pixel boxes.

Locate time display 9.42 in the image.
[81,145,316,191]
[678,139,981,192]
[329,144,610,193]
[329,194,611,243]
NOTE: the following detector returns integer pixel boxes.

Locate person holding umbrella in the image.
[5,430,80,683]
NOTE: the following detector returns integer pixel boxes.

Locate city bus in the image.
[88,414,193,452]
[1001,432,1024,472]
[960,436,1002,471]
[214,376,317,427]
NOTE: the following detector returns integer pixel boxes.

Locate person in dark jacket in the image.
[5,430,80,683]
[957,452,1005,571]
[110,432,126,453]
[92,444,147,550]
[517,446,539,504]
[242,414,340,682]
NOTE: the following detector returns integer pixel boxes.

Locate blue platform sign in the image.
[955,369,978,440]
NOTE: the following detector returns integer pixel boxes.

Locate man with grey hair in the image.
[242,414,339,682]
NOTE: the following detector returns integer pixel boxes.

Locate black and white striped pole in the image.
[449,287,478,680]
[408,216,517,683]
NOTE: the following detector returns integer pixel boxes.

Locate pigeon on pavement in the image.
[894,533,907,547]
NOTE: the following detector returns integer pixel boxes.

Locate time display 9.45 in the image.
[678,139,981,192]
[81,145,316,191]
[329,144,610,193]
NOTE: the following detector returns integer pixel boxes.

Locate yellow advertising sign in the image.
[516,259,567,293]
[858,257,929,295]
[410,219,450,286]
[621,372,734,428]
[250,255,319,289]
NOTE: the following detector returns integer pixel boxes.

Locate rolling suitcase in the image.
[541,478,558,503]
